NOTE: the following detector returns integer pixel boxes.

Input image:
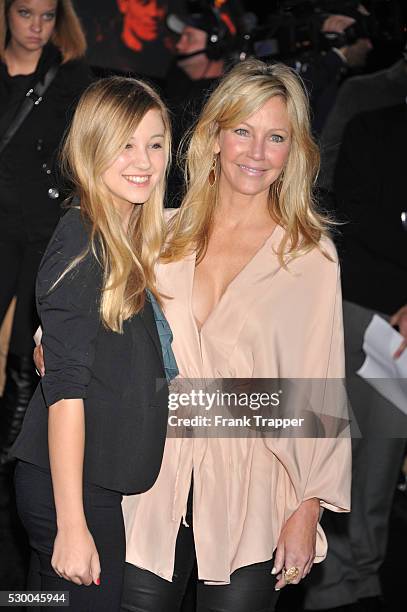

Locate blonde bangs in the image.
[60,77,171,333]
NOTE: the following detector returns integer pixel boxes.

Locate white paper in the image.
[356,315,407,415]
[33,326,43,346]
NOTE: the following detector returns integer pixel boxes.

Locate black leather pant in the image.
[121,486,279,612]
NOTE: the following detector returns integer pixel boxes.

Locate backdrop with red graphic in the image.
[74,0,242,80]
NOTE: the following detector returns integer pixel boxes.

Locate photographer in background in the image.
[298,3,373,134]
[165,1,240,108]
[164,0,240,206]
[241,1,374,135]
[304,101,407,612]
[318,46,407,193]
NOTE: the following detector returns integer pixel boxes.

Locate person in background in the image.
[304,103,407,612]
[0,0,91,468]
[166,0,241,102]
[165,1,239,206]
[298,3,373,135]
[318,46,407,193]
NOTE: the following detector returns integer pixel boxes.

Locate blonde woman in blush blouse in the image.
[128,59,351,612]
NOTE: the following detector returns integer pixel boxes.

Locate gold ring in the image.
[283,566,300,584]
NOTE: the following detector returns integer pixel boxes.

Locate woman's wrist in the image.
[299,498,320,521]
[56,514,88,531]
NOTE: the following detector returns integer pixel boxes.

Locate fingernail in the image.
[271,567,277,575]
[275,587,280,591]
[95,578,100,586]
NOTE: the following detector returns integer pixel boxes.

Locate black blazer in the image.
[11,208,169,495]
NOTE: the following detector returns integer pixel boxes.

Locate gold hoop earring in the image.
[208,155,217,187]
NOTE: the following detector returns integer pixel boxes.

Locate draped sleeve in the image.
[262,237,351,562]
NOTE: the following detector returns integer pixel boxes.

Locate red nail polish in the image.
[95,578,100,586]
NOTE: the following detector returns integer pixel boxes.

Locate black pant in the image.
[0,221,48,356]
[121,486,279,612]
[14,461,125,611]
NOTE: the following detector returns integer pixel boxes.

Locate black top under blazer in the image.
[11,208,169,495]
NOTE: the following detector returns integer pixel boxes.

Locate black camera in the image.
[240,0,390,61]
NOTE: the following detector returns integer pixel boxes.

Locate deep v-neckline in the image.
[190,224,280,334]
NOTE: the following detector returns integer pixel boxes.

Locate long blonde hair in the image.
[0,0,86,62]
[60,77,171,333]
[162,58,327,264]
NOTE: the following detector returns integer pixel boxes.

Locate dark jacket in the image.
[298,49,347,136]
[0,45,92,242]
[11,208,169,494]
[319,59,407,190]
[333,104,407,315]
[164,65,220,207]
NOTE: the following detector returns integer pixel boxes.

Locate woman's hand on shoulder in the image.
[273,497,320,590]
[51,523,101,586]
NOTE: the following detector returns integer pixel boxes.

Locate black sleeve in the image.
[300,50,345,104]
[333,110,407,266]
[333,113,372,222]
[318,78,364,191]
[299,50,346,134]
[37,209,102,407]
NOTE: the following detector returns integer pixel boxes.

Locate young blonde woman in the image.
[121,59,351,612]
[12,76,171,611]
[0,0,91,465]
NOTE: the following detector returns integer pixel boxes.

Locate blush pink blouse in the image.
[122,224,351,584]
